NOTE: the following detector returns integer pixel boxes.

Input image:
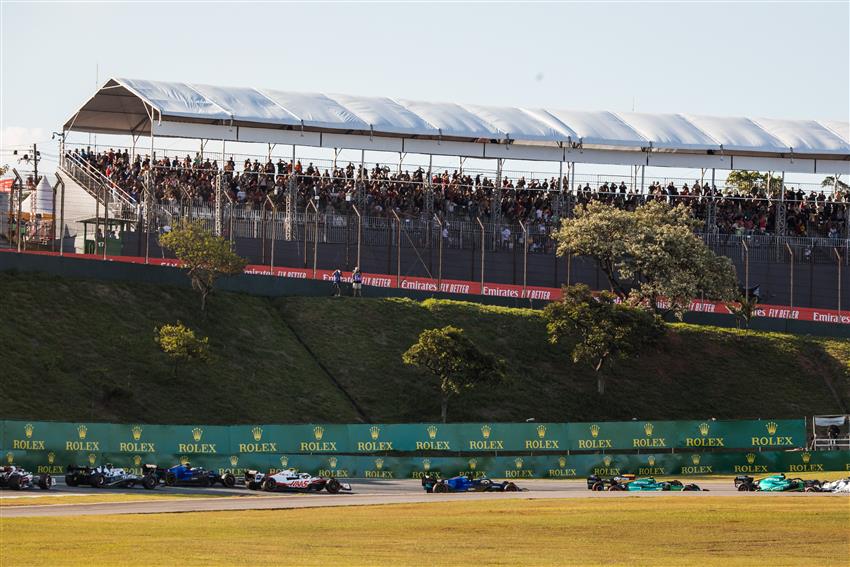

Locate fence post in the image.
[785,242,794,313]
[352,205,362,269]
[392,210,402,287]
[835,248,843,314]
[476,217,485,291]
[434,214,443,291]
[266,195,276,271]
[518,220,528,298]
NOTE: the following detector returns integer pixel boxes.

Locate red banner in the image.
[1,248,846,325]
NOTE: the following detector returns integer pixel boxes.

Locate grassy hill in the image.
[1,271,848,424]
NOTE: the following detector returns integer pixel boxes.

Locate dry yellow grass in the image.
[2,497,849,566]
[0,492,230,507]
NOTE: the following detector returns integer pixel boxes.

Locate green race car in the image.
[735,474,822,492]
[587,475,702,491]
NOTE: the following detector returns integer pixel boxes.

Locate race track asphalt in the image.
[2,479,842,518]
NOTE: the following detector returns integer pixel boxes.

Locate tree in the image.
[821,175,848,191]
[553,200,738,319]
[545,285,665,395]
[402,326,503,422]
[155,322,209,375]
[725,170,784,195]
[159,221,247,311]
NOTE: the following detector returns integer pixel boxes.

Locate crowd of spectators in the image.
[66,147,849,240]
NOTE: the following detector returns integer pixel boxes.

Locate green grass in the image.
[2,498,848,566]
[1,271,848,423]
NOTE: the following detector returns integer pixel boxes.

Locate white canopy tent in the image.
[63,78,850,175]
[20,176,55,219]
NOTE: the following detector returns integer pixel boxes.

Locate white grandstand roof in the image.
[64,78,850,173]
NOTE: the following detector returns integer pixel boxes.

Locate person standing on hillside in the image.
[332,268,342,297]
[352,267,363,297]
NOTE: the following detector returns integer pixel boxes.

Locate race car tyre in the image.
[263,478,277,491]
[326,479,342,494]
[504,482,520,492]
[91,474,106,488]
[64,475,78,487]
[38,474,53,490]
[804,486,818,493]
[165,472,177,487]
[591,481,605,491]
[143,475,157,490]
[683,484,700,491]
[479,479,493,490]
[607,484,626,491]
[737,484,752,492]
[7,474,22,490]
[222,473,236,488]
[433,483,450,493]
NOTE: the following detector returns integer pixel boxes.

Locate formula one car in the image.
[0,466,53,490]
[65,464,158,490]
[421,474,520,493]
[153,463,236,488]
[587,474,702,491]
[734,474,822,492]
[819,478,850,493]
[245,469,351,493]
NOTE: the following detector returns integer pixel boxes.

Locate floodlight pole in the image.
[476,216,485,290]
[518,219,528,298]
[835,248,843,314]
[305,198,319,278]
[434,214,443,291]
[785,242,794,313]
[352,204,362,268]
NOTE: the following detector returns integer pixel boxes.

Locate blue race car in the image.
[422,474,520,493]
[154,463,236,488]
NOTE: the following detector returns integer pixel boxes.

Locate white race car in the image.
[245,469,351,494]
[820,478,850,493]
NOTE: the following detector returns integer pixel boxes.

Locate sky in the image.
[2,1,848,186]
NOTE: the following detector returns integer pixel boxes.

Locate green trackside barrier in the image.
[4,449,849,480]
[1,419,807,456]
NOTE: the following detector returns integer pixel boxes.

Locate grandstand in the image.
[3,78,850,310]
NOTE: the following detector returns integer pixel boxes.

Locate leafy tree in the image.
[155,322,209,375]
[159,221,247,311]
[545,285,665,395]
[553,200,738,318]
[821,175,848,191]
[725,170,784,195]
[402,326,503,422]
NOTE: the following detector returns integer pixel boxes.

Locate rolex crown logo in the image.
[6,452,13,464]
[468,458,477,470]
[48,452,56,464]
[77,425,88,440]
[251,426,263,441]
[745,453,756,465]
[481,425,492,439]
[801,452,811,464]
[374,458,384,470]
[648,455,656,466]
[644,423,654,436]
[699,422,710,436]
[426,425,438,440]
[328,456,337,468]
[180,455,190,465]
[280,456,289,468]
[88,453,97,465]
[131,425,143,441]
[369,426,380,440]
[192,427,203,442]
[230,455,239,467]
[558,456,567,468]
[603,456,612,467]
[766,421,778,435]
[590,424,600,438]
[313,426,325,441]
[422,458,431,471]
[24,423,34,438]
[536,425,547,439]
[514,457,524,469]
[133,455,142,466]
[691,454,701,465]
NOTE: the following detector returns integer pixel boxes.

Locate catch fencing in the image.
[6,418,847,478]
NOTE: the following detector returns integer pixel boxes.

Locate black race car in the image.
[65,464,158,490]
[0,466,53,490]
[153,463,236,488]
[421,474,520,493]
